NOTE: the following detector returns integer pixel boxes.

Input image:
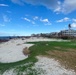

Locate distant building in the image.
[31,23,76,39]
[59,29,76,37]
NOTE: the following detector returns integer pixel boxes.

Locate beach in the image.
[0,37,69,63]
[0,37,76,75]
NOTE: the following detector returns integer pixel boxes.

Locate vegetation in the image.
[0,41,76,74]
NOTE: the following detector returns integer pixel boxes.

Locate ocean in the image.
[0,36,19,40]
[0,36,10,40]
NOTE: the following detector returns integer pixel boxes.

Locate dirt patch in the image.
[54,46,61,49]
[23,47,30,55]
[46,49,76,72]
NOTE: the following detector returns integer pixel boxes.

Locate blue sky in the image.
[0,0,76,36]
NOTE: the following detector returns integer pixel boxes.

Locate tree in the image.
[68,24,71,39]
[68,24,71,30]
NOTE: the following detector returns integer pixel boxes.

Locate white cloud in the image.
[40,18,49,23]
[23,18,31,22]
[33,16,38,20]
[54,6,61,13]
[54,1,61,13]
[56,19,63,22]
[11,0,60,12]
[62,0,76,14]
[61,17,70,21]
[71,23,76,28]
[3,15,11,22]
[40,18,51,25]
[55,0,76,14]
[25,0,59,10]
[0,4,8,6]
[56,17,70,22]
[11,0,24,5]
[10,0,76,14]
[32,21,35,24]
[72,18,76,22]
[23,17,35,24]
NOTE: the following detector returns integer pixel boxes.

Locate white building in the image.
[59,29,76,37]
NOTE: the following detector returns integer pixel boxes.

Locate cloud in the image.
[40,18,51,25]
[55,0,76,14]
[10,0,76,14]
[11,0,24,5]
[24,0,59,10]
[32,21,35,24]
[33,16,38,20]
[23,17,35,24]
[54,6,61,13]
[57,17,76,23]
[40,18,49,22]
[54,1,61,13]
[23,16,51,25]
[62,0,76,14]
[23,18,31,22]
[72,18,76,22]
[3,15,11,22]
[11,0,60,12]
[0,4,9,6]
[71,23,76,28]
[56,17,70,22]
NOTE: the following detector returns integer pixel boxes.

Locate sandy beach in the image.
[0,37,67,63]
[0,37,75,75]
[0,38,33,63]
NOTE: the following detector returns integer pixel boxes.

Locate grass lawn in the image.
[0,41,76,75]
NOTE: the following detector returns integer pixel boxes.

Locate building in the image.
[59,29,76,37]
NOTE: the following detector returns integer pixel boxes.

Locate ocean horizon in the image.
[0,36,18,40]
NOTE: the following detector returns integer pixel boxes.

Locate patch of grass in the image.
[47,50,76,71]
[28,41,76,71]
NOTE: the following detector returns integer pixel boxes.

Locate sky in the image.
[0,0,76,36]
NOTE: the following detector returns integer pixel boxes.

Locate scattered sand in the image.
[3,56,76,75]
[3,69,16,75]
[33,56,76,75]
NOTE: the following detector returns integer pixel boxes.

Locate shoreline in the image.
[0,39,9,43]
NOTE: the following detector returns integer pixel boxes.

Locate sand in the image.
[0,39,33,63]
[33,56,76,75]
[1,37,75,75]
[0,37,67,63]
[3,56,76,75]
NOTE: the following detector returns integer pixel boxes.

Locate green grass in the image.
[0,41,76,74]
